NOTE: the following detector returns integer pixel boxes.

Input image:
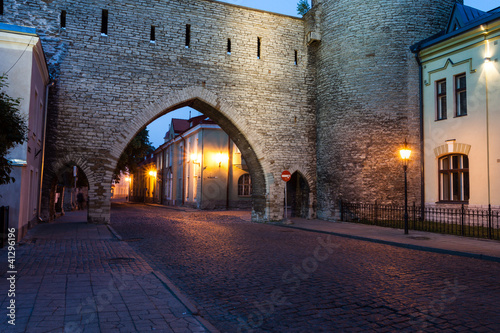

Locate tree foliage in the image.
[0,75,27,185]
[113,128,155,182]
[297,0,311,16]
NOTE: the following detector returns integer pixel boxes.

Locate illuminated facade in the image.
[130,154,157,203]
[111,171,131,202]
[412,4,500,208]
[134,116,252,209]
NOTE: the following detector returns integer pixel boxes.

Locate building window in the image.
[227,38,231,55]
[436,79,447,120]
[238,174,252,196]
[439,154,469,202]
[455,73,467,117]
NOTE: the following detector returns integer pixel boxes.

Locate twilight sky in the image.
[147,0,499,148]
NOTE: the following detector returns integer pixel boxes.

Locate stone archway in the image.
[108,87,270,223]
[41,156,91,222]
[282,164,316,219]
[286,171,313,219]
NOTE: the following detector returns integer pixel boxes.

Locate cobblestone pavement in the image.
[110,203,500,333]
[0,214,210,332]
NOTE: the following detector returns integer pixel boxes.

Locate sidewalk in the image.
[0,210,218,333]
[280,217,500,262]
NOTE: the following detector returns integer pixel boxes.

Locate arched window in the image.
[439,154,469,202]
[238,174,252,196]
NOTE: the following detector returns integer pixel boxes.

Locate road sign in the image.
[281,170,291,182]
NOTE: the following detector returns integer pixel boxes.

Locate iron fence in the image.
[339,201,500,240]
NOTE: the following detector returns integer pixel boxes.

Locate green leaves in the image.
[297,0,311,16]
[113,128,154,183]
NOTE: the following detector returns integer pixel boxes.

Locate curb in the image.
[153,271,221,333]
[107,224,220,333]
[276,224,500,263]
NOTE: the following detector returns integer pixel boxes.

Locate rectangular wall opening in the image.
[150,25,156,43]
[101,9,108,35]
[185,24,191,48]
[60,10,67,29]
[294,50,298,65]
[1,0,4,15]
[257,37,261,59]
[227,38,231,55]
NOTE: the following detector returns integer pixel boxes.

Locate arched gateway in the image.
[2,0,458,224]
[5,0,316,223]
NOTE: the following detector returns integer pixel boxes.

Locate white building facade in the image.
[412,4,500,209]
[0,23,50,240]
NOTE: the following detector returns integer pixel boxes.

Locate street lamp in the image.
[399,139,411,234]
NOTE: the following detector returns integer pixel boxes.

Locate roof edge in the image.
[0,23,37,36]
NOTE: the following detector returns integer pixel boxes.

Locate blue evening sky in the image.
[147,0,499,148]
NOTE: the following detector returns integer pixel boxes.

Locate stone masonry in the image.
[310,0,460,219]
[0,0,460,223]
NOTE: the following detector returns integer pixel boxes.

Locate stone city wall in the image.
[1,0,316,222]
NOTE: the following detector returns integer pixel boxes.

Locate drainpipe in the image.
[485,57,491,206]
[37,80,54,222]
[414,51,425,220]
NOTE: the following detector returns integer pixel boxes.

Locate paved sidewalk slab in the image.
[0,211,215,332]
[282,218,500,262]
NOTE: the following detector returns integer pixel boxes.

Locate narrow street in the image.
[110,203,500,332]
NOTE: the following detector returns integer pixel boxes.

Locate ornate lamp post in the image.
[399,139,411,234]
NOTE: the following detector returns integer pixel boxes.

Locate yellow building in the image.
[412,4,500,208]
[153,116,252,209]
[130,154,157,203]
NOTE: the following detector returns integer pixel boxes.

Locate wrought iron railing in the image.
[339,201,500,240]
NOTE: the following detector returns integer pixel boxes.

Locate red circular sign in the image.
[281,170,291,182]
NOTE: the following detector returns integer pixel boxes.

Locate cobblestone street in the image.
[111,203,500,332]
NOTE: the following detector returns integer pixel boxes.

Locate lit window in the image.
[455,74,467,117]
[439,154,469,202]
[238,174,252,196]
[436,79,447,120]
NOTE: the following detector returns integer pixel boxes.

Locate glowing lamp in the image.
[399,139,411,164]
[148,170,157,177]
[399,139,411,235]
[191,153,200,164]
[214,152,229,167]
